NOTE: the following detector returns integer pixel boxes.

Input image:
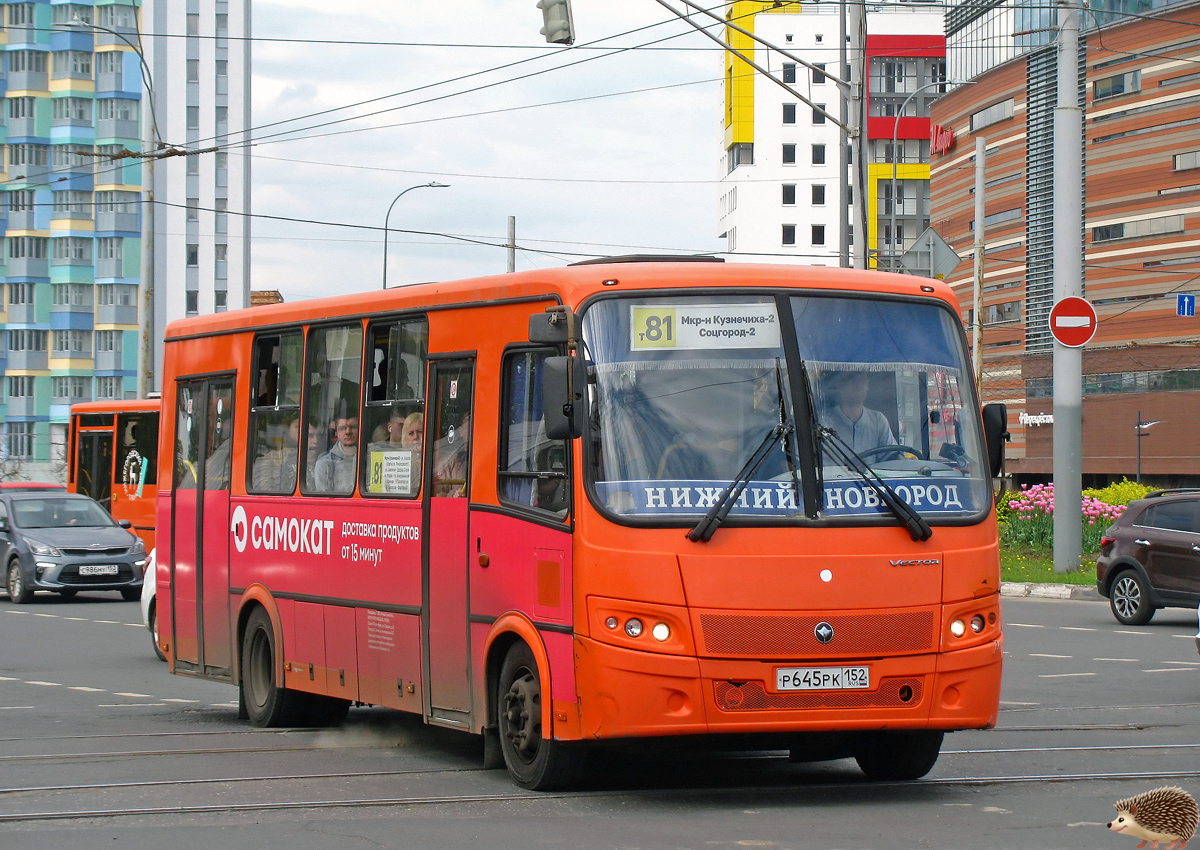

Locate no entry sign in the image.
[1049,297,1098,347]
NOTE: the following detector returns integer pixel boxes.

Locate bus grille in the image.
[714,678,924,712]
[698,610,936,658]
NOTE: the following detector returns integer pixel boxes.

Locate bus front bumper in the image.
[572,634,1002,740]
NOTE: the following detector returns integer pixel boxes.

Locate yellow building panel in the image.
[51,220,95,233]
[50,79,95,94]
[5,230,51,238]
[5,88,49,98]
[723,1,805,150]
[93,323,138,332]
[866,163,932,269]
[94,184,142,194]
[48,358,96,371]
[3,369,50,378]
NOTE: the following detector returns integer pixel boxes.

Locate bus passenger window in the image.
[248,332,303,494]
[499,349,570,518]
[302,324,363,496]
[362,319,427,497]
[117,413,158,498]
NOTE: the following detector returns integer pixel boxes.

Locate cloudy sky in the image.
[248,0,727,301]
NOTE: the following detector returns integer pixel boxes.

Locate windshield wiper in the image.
[689,360,799,543]
[818,427,932,542]
[687,421,793,543]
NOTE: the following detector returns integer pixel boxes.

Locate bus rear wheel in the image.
[240,607,307,727]
[854,730,944,781]
[497,641,584,790]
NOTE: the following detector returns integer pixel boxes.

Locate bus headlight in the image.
[970,615,986,633]
[652,622,670,642]
[605,617,619,630]
[624,618,644,638]
[950,619,966,637]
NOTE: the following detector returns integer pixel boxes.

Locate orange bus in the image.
[156,260,1008,789]
[68,398,159,553]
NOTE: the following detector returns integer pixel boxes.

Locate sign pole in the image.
[1052,0,1084,574]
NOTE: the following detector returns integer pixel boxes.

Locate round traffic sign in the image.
[1048,297,1098,347]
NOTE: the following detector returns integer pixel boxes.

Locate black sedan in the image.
[1,493,148,603]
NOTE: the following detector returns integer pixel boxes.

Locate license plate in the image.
[776,666,870,691]
[78,565,119,576]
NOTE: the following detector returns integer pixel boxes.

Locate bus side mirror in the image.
[982,403,1010,478]
[529,309,572,344]
[543,355,587,440]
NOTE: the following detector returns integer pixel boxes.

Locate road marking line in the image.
[1060,627,1097,631]
[32,613,58,618]
[1162,661,1200,666]
[0,676,16,681]
[1174,634,1198,639]
[1029,653,1073,658]
[125,623,143,628]
[63,617,87,621]
[1143,668,1194,673]
[1039,672,1095,678]
[1114,630,1151,635]
[1008,623,1045,628]
[25,681,61,687]
[1094,658,1140,662]
[97,703,166,707]
[68,686,106,692]
[0,706,34,710]
[94,620,119,624]
[4,610,29,615]
[113,692,153,698]
[162,698,199,703]
[1000,701,1040,705]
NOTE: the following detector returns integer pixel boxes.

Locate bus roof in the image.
[163,262,959,342]
[71,399,161,416]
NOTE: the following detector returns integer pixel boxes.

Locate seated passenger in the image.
[251,418,299,492]
[821,371,897,454]
[313,415,358,493]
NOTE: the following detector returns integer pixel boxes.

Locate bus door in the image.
[423,359,474,727]
[171,377,236,678]
[76,427,114,510]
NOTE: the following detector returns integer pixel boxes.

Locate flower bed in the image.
[999,481,1143,554]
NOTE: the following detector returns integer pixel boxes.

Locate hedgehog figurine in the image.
[1108,786,1199,850]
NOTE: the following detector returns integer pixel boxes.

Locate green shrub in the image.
[1083,478,1151,507]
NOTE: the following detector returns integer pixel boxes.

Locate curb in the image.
[1001,582,1101,601]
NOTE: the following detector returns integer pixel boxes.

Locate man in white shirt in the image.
[821,371,896,454]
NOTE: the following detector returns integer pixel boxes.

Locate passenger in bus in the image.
[401,412,424,453]
[434,412,470,497]
[313,415,358,493]
[251,418,299,492]
[821,370,896,454]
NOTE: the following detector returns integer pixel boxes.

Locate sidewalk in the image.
[1000,582,1100,601]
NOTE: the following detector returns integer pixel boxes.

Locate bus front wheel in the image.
[497,641,584,790]
[854,730,944,781]
[240,607,306,727]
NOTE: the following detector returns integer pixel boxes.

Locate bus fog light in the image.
[625,618,644,638]
[970,615,985,633]
[652,622,670,642]
[605,617,618,630]
[950,619,966,637]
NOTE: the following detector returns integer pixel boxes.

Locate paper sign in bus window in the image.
[631,304,781,351]
[369,450,415,494]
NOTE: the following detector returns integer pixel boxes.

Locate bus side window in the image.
[117,413,158,497]
[301,324,363,496]
[362,318,427,498]
[247,332,303,494]
[499,349,570,518]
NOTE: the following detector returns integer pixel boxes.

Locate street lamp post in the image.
[382,182,450,289]
[888,80,973,270]
[1135,409,1163,484]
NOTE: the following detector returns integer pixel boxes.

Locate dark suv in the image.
[1097,489,1200,625]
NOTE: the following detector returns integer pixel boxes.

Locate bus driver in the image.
[821,370,897,454]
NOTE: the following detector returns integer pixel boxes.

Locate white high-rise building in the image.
[718,2,944,268]
[144,0,251,390]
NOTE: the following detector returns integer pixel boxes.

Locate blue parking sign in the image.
[1179,294,1196,317]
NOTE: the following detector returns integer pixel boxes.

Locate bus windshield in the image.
[583,293,990,523]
